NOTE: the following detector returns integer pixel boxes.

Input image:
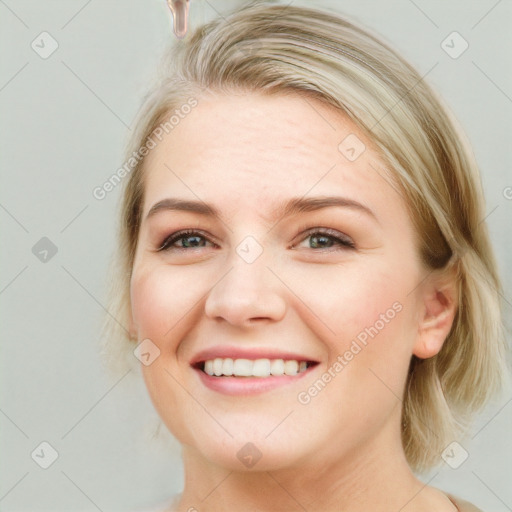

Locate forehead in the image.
[141,91,404,225]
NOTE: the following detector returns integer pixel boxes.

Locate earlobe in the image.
[413,270,459,359]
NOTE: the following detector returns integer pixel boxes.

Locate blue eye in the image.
[298,228,355,250]
[158,228,355,252]
[158,230,214,251]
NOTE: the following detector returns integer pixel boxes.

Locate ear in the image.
[413,265,459,359]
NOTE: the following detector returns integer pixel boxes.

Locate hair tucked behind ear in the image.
[403,243,508,470]
[100,0,510,472]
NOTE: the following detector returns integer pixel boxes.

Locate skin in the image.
[129,90,459,512]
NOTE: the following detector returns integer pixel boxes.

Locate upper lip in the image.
[190,346,320,366]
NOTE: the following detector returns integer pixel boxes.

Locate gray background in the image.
[1,0,511,510]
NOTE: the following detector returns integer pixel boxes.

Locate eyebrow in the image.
[145,196,378,223]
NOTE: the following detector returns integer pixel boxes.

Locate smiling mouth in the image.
[193,358,319,378]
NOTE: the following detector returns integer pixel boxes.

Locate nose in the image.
[204,246,287,327]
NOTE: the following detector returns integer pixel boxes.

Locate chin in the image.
[204,439,306,472]
[177,423,310,472]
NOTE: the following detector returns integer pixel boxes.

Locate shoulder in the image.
[446,493,484,512]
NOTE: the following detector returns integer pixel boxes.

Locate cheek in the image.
[130,263,204,344]
[292,263,417,434]
[290,261,407,336]
[130,268,170,339]
[130,264,208,442]
[287,256,419,384]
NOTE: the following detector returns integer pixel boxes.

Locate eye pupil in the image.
[182,235,204,248]
[310,235,333,248]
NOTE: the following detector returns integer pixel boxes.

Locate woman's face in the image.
[130,91,431,472]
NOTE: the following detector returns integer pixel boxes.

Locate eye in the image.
[158,229,216,251]
[157,227,355,253]
[295,228,355,251]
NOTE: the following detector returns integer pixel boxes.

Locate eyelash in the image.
[157,228,355,252]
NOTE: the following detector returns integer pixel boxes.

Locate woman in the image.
[101,2,509,511]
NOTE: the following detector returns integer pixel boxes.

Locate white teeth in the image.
[201,357,311,377]
[233,358,253,376]
[204,360,214,375]
[213,358,223,376]
[270,359,285,375]
[222,358,234,376]
[252,359,271,377]
[284,360,299,376]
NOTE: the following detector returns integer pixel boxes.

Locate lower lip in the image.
[193,366,318,395]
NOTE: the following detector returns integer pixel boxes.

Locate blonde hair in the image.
[101,1,509,472]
